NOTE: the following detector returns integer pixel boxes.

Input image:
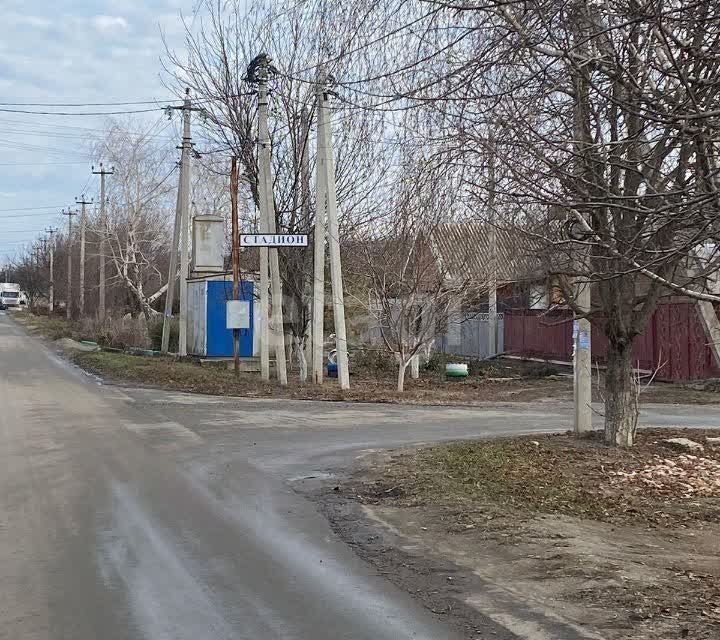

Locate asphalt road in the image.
[2,314,720,640]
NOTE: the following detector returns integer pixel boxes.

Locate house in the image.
[355,221,553,358]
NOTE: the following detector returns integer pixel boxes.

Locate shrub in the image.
[80,316,151,350]
[351,346,396,372]
[149,317,178,352]
[468,359,504,378]
[525,362,560,378]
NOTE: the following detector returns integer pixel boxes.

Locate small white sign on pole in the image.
[226,300,251,329]
[240,234,308,247]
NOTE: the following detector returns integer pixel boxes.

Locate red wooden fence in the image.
[503,303,720,382]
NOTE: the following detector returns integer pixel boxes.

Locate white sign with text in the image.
[240,234,308,247]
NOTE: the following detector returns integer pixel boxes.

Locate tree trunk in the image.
[397,358,410,392]
[604,336,639,447]
[295,334,308,383]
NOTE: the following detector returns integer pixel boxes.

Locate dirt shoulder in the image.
[14,310,720,406]
[311,430,720,640]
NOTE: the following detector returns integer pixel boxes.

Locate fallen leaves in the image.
[606,454,720,498]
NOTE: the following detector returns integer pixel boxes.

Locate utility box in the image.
[192,215,224,274]
[187,278,255,357]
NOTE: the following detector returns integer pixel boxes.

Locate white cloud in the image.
[92,15,129,34]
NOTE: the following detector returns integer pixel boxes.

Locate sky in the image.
[0,0,198,261]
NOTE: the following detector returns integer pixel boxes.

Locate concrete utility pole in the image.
[249,53,288,385]
[75,195,93,317]
[46,227,57,313]
[164,88,202,357]
[92,163,114,319]
[258,201,270,379]
[300,107,311,382]
[487,129,498,358]
[312,91,327,385]
[230,156,241,376]
[61,208,78,319]
[161,158,184,354]
[317,70,350,389]
[574,279,592,432]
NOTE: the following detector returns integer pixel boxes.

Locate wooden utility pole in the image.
[249,53,288,385]
[230,156,241,375]
[46,227,57,313]
[317,70,350,389]
[312,84,327,385]
[92,163,114,319]
[75,195,92,317]
[61,208,78,319]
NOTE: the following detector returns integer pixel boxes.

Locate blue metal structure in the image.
[206,280,254,357]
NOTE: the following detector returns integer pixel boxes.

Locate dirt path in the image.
[313,431,720,640]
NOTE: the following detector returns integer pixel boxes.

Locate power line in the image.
[0,205,71,212]
[0,107,164,116]
[0,161,90,166]
[0,99,182,107]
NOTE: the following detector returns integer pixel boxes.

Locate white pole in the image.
[574,279,592,432]
[178,89,192,357]
[487,129,498,357]
[161,161,183,353]
[319,74,350,390]
[258,203,270,380]
[312,77,327,385]
[256,57,288,385]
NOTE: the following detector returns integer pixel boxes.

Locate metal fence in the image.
[436,313,504,359]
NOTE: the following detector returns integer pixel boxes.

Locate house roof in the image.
[427,222,542,285]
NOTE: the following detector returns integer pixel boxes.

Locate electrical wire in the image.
[0,99,183,107]
[0,107,164,116]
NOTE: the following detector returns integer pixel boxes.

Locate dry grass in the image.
[353,429,720,526]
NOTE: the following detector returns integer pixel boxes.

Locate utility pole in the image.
[574,279,592,432]
[258,201,270,379]
[62,208,78,319]
[248,53,288,385]
[300,106,312,382]
[165,88,202,357]
[312,87,327,385]
[487,129,498,358]
[571,11,593,434]
[161,158,183,353]
[92,163,114,319]
[230,156,241,375]
[75,194,93,317]
[317,70,350,389]
[46,227,57,314]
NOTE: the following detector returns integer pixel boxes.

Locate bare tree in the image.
[352,159,472,392]
[94,120,177,318]
[163,0,390,370]
[335,0,720,445]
